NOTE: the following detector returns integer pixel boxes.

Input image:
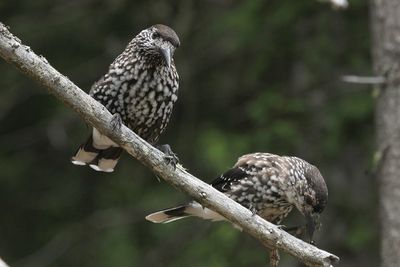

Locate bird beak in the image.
[159,47,171,68]
[305,212,320,244]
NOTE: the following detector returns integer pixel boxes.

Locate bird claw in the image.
[164,155,179,168]
[249,205,258,216]
[157,144,179,169]
[111,113,122,132]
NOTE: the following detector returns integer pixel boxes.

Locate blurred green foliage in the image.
[0,0,377,266]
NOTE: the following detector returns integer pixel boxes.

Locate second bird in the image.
[72,24,180,172]
[146,152,328,241]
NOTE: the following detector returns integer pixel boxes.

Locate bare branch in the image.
[0,22,339,267]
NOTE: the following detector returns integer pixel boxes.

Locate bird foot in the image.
[157,144,179,169]
[111,113,122,132]
[249,205,258,216]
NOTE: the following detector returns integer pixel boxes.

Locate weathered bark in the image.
[370,1,400,266]
[0,22,339,267]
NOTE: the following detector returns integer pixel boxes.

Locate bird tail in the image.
[145,202,224,223]
[71,129,123,173]
[145,205,191,223]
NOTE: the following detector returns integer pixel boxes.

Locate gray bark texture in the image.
[0,22,339,267]
[370,1,400,266]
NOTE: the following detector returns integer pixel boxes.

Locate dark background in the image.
[0,0,376,266]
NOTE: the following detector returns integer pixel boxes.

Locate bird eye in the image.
[152,32,160,39]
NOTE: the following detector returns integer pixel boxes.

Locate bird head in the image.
[135,24,180,68]
[296,165,328,243]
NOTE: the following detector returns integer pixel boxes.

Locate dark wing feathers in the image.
[210,167,248,192]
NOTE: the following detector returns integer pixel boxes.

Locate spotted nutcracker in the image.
[146,152,328,241]
[71,24,180,172]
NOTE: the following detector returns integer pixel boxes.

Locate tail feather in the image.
[71,129,122,173]
[89,147,123,173]
[146,205,191,223]
[146,202,225,224]
[71,135,100,166]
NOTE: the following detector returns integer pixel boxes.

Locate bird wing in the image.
[89,73,118,107]
[210,167,248,192]
[211,154,278,188]
[234,153,291,178]
[211,153,293,191]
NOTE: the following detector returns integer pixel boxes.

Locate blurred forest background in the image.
[0,0,375,266]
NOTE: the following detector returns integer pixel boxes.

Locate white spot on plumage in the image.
[71,160,86,166]
[89,164,114,173]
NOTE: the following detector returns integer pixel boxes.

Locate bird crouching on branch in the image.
[71,24,180,172]
[146,152,328,242]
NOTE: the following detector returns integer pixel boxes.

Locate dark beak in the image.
[306,213,320,244]
[159,47,171,68]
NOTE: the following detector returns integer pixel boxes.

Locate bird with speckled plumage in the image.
[71,24,180,172]
[146,152,328,241]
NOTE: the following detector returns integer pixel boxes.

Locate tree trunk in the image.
[370,1,400,266]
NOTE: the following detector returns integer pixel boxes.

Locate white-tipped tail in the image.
[145,202,225,224]
[146,205,191,223]
[89,163,114,173]
[97,158,118,172]
[71,128,122,172]
[71,148,98,166]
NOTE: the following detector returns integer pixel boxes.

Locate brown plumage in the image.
[71,24,180,172]
[146,152,328,240]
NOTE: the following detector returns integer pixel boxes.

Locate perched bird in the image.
[71,24,180,172]
[146,152,328,241]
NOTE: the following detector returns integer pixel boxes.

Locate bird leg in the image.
[157,144,179,168]
[248,204,258,216]
[269,248,280,267]
[110,113,123,132]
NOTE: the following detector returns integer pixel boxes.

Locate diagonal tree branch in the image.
[0,22,339,267]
